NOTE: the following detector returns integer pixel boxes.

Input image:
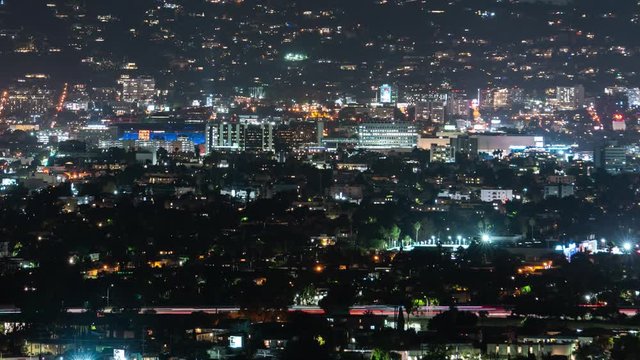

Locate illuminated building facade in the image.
[4,88,53,116]
[205,122,275,153]
[594,143,627,174]
[429,144,455,163]
[480,189,514,202]
[556,85,585,110]
[274,121,324,150]
[415,100,445,123]
[379,84,398,104]
[118,75,156,104]
[357,122,417,150]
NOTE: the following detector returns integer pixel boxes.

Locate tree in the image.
[397,306,405,331]
[282,313,332,360]
[611,335,640,360]
[421,344,449,360]
[420,218,436,239]
[390,224,401,247]
[402,235,413,248]
[428,307,478,335]
[156,147,169,163]
[379,225,402,248]
[371,348,392,360]
[319,283,356,315]
[413,221,421,242]
[295,284,318,306]
[576,336,612,360]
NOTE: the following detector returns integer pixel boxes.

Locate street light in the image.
[481,234,491,243]
[623,242,633,252]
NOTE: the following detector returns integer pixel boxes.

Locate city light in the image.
[1,1,640,358]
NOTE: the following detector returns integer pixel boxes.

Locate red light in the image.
[613,113,624,121]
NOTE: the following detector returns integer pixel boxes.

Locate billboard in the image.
[114,349,126,360]
[229,335,243,349]
[380,84,393,103]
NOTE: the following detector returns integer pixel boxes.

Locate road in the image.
[0,305,635,318]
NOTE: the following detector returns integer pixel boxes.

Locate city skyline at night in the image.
[0,1,640,360]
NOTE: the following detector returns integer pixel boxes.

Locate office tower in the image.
[118,75,156,103]
[594,143,627,174]
[206,122,274,153]
[556,85,585,110]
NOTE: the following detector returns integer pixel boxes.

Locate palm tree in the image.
[390,224,401,248]
[413,221,421,243]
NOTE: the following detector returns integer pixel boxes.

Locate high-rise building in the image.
[118,75,156,104]
[556,85,585,110]
[357,122,417,149]
[206,122,274,153]
[492,88,510,109]
[76,124,118,148]
[415,101,445,123]
[429,144,455,163]
[446,97,470,117]
[450,136,479,158]
[479,88,524,110]
[594,143,627,174]
[274,121,324,150]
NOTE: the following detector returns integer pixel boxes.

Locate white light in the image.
[481,234,490,242]
[624,242,633,251]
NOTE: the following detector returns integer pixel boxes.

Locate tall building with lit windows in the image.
[594,143,627,174]
[556,85,585,110]
[205,122,274,153]
[117,75,156,104]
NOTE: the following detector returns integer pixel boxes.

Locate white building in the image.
[205,121,275,153]
[480,189,514,202]
[357,122,418,150]
[99,138,195,154]
[437,189,471,201]
[37,129,70,144]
